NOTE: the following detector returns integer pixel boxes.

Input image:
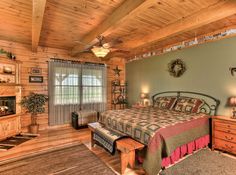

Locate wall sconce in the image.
[228,97,236,119]
[140,93,150,106]
[229,67,236,76]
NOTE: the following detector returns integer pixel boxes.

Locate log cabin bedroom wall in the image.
[1,0,236,175]
[0,39,125,132]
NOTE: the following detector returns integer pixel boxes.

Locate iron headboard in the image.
[152,91,220,115]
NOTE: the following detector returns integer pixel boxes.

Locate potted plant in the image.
[20,92,48,134]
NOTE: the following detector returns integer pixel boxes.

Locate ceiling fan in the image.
[75,35,128,59]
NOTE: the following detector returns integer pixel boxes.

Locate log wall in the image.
[0,39,125,132]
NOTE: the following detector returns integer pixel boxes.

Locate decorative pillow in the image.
[154,96,177,110]
[173,97,204,113]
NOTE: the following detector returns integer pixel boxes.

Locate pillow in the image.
[154,96,177,110]
[173,97,204,113]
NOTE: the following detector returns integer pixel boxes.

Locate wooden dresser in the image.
[0,115,21,141]
[212,116,236,154]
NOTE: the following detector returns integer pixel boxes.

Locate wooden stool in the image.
[116,138,145,174]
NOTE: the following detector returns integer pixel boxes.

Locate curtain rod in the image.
[49,58,105,66]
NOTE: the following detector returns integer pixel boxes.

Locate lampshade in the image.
[140,93,149,99]
[91,46,110,58]
[229,97,236,106]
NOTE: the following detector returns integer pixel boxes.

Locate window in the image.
[82,69,104,103]
[53,64,106,105]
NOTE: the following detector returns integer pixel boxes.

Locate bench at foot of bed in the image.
[88,122,145,174]
[116,138,145,174]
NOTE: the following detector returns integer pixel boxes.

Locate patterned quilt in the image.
[100,107,210,175]
[100,107,207,145]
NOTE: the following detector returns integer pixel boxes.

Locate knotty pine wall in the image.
[0,39,125,132]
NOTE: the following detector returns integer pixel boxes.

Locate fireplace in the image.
[0,96,16,117]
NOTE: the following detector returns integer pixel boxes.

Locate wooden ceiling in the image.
[1,0,236,59]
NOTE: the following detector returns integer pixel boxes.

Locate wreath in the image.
[168,59,186,77]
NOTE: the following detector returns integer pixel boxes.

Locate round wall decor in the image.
[168,59,186,77]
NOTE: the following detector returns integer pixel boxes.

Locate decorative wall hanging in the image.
[168,59,186,77]
[30,67,42,75]
[113,66,121,77]
[29,76,43,83]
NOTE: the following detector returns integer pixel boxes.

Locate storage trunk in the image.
[71,110,98,129]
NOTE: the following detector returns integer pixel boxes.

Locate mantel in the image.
[0,113,22,121]
[0,83,22,86]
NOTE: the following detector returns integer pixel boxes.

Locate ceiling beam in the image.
[32,0,47,52]
[71,0,157,56]
[130,0,236,49]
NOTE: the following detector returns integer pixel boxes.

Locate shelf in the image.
[0,72,15,76]
[0,83,22,86]
[0,56,22,64]
[112,91,126,94]
[112,84,127,87]
[112,81,127,109]
[112,102,128,105]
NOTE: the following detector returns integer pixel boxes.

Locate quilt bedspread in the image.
[100,107,207,145]
[100,107,210,175]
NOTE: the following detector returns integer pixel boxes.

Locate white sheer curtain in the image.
[48,60,107,126]
[81,63,107,111]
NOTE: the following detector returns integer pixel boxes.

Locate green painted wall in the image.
[126,37,236,116]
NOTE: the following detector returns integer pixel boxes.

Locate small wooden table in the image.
[116,138,145,174]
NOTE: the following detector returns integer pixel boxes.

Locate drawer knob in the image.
[225,144,234,150]
[227,130,231,133]
[225,136,234,141]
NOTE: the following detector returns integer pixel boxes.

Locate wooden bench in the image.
[88,122,145,174]
[116,138,145,174]
[88,122,102,147]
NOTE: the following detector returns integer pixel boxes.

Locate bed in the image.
[100,91,220,175]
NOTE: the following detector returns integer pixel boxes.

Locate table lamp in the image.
[140,93,149,106]
[229,96,236,119]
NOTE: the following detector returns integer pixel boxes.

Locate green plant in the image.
[20,93,48,125]
[0,48,16,59]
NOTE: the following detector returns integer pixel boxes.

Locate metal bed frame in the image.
[152,91,220,115]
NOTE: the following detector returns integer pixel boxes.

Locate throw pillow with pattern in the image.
[173,97,204,113]
[154,97,177,110]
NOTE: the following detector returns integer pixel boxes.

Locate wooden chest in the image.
[212,116,236,154]
[0,115,21,141]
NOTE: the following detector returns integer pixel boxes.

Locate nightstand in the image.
[212,116,236,155]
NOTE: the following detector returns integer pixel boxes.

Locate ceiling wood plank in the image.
[32,0,47,52]
[71,0,156,56]
[130,0,236,49]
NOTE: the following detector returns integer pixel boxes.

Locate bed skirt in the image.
[161,134,210,168]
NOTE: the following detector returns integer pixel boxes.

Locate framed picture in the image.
[29,76,43,83]
[30,67,42,75]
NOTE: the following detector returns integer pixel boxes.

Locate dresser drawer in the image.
[214,138,236,154]
[214,130,236,143]
[214,126,236,135]
[214,120,236,130]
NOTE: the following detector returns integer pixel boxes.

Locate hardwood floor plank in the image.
[0,126,142,175]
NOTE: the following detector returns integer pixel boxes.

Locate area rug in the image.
[0,134,38,151]
[0,144,116,175]
[160,148,236,175]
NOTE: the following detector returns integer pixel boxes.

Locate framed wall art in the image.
[29,76,43,83]
[30,67,42,75]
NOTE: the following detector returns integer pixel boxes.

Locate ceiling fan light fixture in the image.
[91,46,110,58]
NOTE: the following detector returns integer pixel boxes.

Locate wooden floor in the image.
[0,126,144,175]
